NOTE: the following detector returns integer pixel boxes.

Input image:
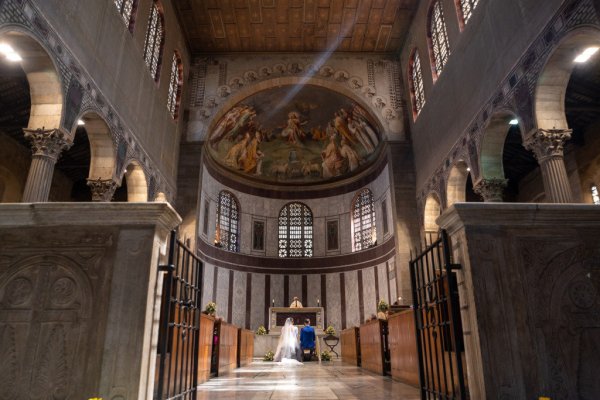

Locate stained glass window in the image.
[410,50,426,117]
[430,1,451,77]
[278,203,313,258]
[592,185,600,205]
[114,0,136,30]
[216,191,240,252]
[352,189,377,251]
[459,0,480,25]
[167,52,183,119]
[143,1,164,81]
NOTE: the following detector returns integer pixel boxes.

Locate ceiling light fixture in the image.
[466,167,471,172]
[509,119,519,126]
[574,47,599,63]
[77,119,85,126]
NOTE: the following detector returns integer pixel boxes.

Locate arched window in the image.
[352,189,377,251]
[113,0,137,32]
[215,191,240,252]
[143,1,165,81]
[457,0,480,27]
[592,184,600,205]
[409,49,426,118]
[278,202,313,258]
[167,51,183,119]
[429,0,451,79]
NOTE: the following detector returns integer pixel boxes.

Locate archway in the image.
[121,161,148,202]
[423,193,441,242]
[446,161,470,206]
[77,112,117,182]
[479,111,520,181]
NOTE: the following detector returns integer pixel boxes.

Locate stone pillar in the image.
[87,178,118,202]
[524,128,573,203]
[473,178,508,202]
[22,128,72,202]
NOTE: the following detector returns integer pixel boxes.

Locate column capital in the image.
[23,128,72,160]
[473,178,508,202]
[87,178,119,202]
[524,128,572,162]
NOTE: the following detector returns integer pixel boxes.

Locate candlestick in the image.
[317,298,320,306]
[272,299,275,307]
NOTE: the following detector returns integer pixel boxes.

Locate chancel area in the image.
[1,0,600,399]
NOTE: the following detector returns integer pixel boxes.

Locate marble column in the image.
[473,178,508,202]
[22,128,72,202]
[87,178,119,202]
[524,128,573,203]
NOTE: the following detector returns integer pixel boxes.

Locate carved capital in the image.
[474,178,508,202]
[86,178,118,202]
[524,128,572,162]
[23,128,72,160]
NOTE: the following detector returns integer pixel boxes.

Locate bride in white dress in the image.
[273,317,302,364]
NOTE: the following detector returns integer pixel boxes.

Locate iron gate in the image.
[155,230,204,400]
[409,230,467,400]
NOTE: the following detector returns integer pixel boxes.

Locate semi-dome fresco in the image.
[207,85,382,184]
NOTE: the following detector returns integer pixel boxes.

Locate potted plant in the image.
[204,301,216,316]
[324,325,336,337]
[377,299,389,320]
[320,350,332,361]
[256,325,267,335]
[263,350,274,361]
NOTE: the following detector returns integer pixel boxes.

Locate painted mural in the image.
[207,85,381,183]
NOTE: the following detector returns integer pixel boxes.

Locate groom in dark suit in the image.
[300,318,316,361]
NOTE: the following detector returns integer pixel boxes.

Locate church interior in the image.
[0,0,599,399]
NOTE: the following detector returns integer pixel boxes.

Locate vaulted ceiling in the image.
[174,0,418,54]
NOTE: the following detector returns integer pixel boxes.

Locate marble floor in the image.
[196,360,421,399]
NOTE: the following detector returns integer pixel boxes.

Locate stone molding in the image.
[86,178,119,202]
[473,178,508,202]
[523,128,572,162]
[23,128,72,160]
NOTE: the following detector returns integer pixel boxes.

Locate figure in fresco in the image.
[311,125,326,141]
[224,132,251,169]
[321,135,344,178]
[209,106,242,149]
[334,111,357,145]
[241,131,264,175]
[281,111,307,144]
[223,106,256,143]
[348,118,374,154]
[339,137,362,172]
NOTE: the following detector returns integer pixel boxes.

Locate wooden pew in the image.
[359,319,389,375]
[211,320,239,376]
[340,327,360,366]
[388,310,419,387]
[237,328,254,367]
[197,313,215,384]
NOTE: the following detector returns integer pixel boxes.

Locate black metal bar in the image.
[409,260,427,399]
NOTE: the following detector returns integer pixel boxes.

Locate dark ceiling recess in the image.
[55,127,92,201]
[565,55,600,146]
[503,125,538,201]
[0,60,30,148]
[174,0,418,54]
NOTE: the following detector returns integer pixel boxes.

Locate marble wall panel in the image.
[377,263,391,304]
[344,271,360,328]
[202,263,215,306]
[326,273,342,332]
[232,271,247,328]
[216,267,230,321]
[250,273,265,330]
[288,274,302,305]
[362,266,377,318]
[270,274,284,308]
[307,274,321,309]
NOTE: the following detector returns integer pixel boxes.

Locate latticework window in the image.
[592,185,600,205]
[430,1,451,77]
[352,189,377,252]
[167,52,183,119]
[215,191,240,252]
[143,1,164,81]
[410,50,426,117]
[278,203,313,258]
[459,0,480,25]
[114,0,136,30]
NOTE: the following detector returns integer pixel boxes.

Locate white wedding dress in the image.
[273,318,302,364]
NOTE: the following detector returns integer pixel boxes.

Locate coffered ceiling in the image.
[175,0,418,54]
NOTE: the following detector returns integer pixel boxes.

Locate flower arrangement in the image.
[320,351,332,361]
[204,301,216,315]
[324,325,336,336]
[256,325,267,335]
[88,398,103,400]
[377,299,389,312]
[263,350,274,361]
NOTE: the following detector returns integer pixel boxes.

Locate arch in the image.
[534,27,600,130]
[278,202,313,258]
[427,0,451,80]
[143,0,166,82]
[479,110,522,181]
[0,29,64,131]
[423,193,442,234]
[351,188,377,251]
[123,161,148,202]
[408,48,426,120]
[74,111,117,181]
[167,50,183,119]
[215,190,240,252]
[446,160,470,206]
